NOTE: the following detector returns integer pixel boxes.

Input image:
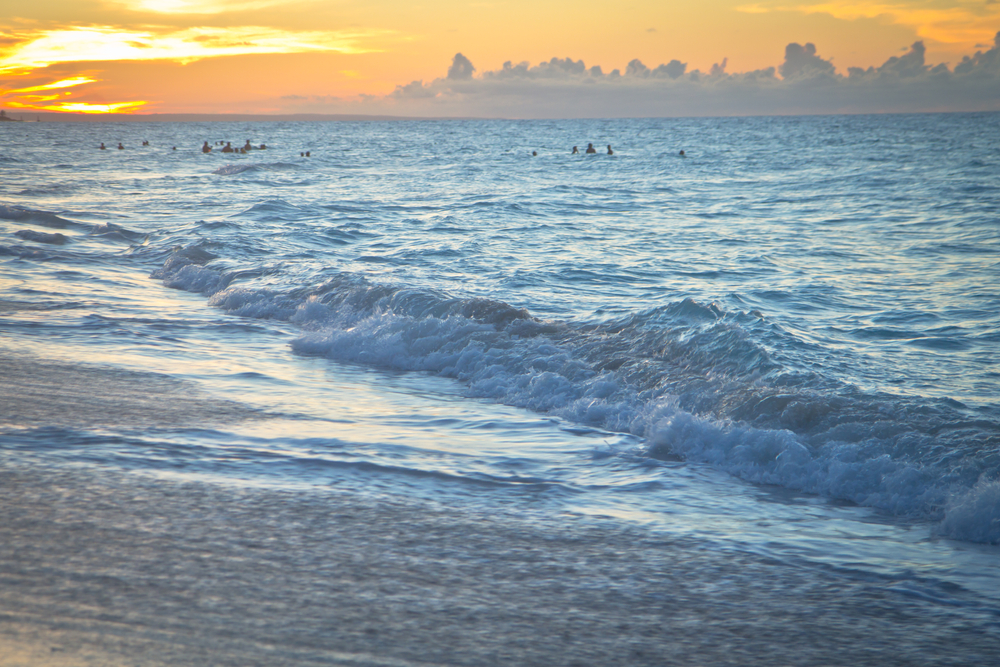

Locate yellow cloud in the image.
[5,98,149,113]
[6,76,97,93]
[0,25,385,71]
[105,0,295,14]
[737,1,1000,46]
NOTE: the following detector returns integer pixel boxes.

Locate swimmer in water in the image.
[585,143,596,154]
[118,143,124,150]
[244,140,253,151]
[222,142,234,153]
[259,144,267,150]
[679,150,686,157]
[607,145,613,155]
[532,151,537,156]
[306,151,311,157]
[99,143,106,150]
[202,141,212,153]
[572,146,579,154]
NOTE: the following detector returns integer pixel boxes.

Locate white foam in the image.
[156,267,1000,542]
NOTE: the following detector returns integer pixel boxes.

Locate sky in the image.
[0,0,998,117]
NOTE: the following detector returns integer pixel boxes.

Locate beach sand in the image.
[2,460,998,667]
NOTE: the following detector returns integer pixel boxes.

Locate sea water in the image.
[1,115,999,664]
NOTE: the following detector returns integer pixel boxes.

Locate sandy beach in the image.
[2,456,999,666]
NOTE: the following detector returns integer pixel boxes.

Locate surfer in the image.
[585,143,596,154]
[202,142,212,153]
[607,145,614,155]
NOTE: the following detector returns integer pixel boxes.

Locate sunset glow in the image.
[745,1,1000,45]
[6,77,97,93]
[24,100,150,114]
[0,0,998,116]
[0,26,382,71]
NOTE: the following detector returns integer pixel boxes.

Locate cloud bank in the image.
[328,34,1000,118]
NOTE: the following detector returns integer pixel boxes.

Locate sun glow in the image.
[738,1,1000,46]
[110,0,293,14]
[5,99,149,113]
[0,25,384,71]
[0,21,387,114]
[6,77,97,93]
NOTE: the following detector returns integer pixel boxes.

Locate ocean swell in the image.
[151,245,1000,543]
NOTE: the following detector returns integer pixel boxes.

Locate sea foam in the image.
[152,246,1000,543]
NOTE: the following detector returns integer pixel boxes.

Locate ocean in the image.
[1,114,999,665]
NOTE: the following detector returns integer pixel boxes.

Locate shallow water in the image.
[1,115,999,663]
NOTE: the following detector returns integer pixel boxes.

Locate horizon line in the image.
[1,110,999,122]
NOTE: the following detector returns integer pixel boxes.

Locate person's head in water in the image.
[572,146,578,154]
[679,150,685,157]
[118,143,124,150]
[586,143,596,153]
[607,144,613,155]
[99,143,105,150]
[532,150,537,156]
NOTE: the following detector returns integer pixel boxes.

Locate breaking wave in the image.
[152,245,1000,544]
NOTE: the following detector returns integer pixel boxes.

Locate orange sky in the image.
[1,0,998,114]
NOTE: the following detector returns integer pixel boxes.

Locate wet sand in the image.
[1,462,997,667]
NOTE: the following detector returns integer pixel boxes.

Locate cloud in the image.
[312,33,1000,118]
[780,42,835,79]
[847,39,934,77]
[710,58,728,76]
[6,76,97,93]
[105,0,295,14]
[447,52,475,80]
[0,25,383,71]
